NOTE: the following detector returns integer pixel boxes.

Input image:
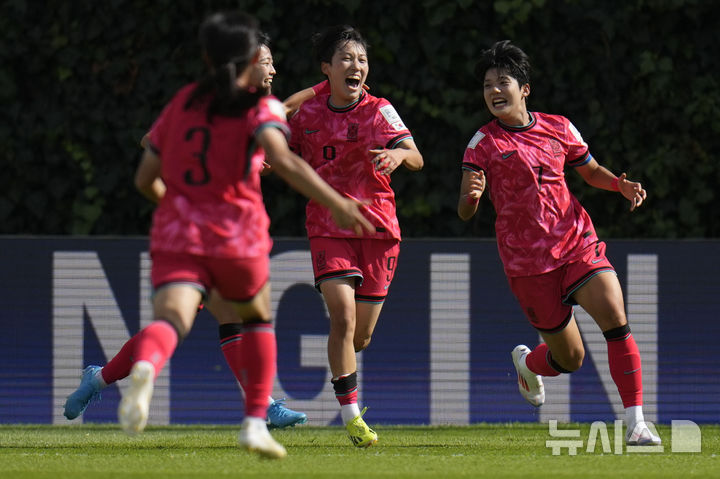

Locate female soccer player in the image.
[121,29,308,432]
[458,40,659,446]
[287,25,423,447]
[62,11,373,459]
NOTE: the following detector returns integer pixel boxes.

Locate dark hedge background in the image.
[2,0,718,238]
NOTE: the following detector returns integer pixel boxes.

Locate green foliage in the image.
[2,0,718,237]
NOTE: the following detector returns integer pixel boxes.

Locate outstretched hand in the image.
[330,198,376,236]
[617,173,647,211]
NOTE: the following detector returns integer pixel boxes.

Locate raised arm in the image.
[575,157,647,211]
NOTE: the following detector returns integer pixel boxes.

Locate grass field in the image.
[0,423,718,478]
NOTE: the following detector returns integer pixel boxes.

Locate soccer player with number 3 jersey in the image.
[288,25,423,448]
[458,40,660,446]
[62,11,373,459]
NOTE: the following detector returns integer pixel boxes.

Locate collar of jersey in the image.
[327,91,366,113]
[498,111,536,132]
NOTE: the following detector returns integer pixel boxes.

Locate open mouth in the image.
[492,98,507,108]
[345,77,361,89]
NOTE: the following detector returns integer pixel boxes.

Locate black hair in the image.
[312,25,368,64]
[257,31,271,48]
[474,40,531,87]
[184,11,263,121]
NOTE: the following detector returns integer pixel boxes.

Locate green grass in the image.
[0,423,718,478]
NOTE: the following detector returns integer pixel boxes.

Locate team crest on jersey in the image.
[548,139,563,158]
[347,122,359,142]
[467,130,485,149]
[379,105,406,131]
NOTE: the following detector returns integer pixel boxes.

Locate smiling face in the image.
[249,44,276,94]
[483,67,530,126]
[321,40,368,106]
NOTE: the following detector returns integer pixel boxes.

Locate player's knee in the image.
[563,348,585,372]
[354,336,371,352]
[551,347,584,373]
[330,314,356,339]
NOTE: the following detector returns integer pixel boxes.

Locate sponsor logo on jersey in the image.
[501,150,517,159]
[379,105,406,131]
[467,130,485,149]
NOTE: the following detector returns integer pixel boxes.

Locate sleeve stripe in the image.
[386,133,413,149]
[255,121,291,141]
[462,162,482,173]
[568,151,592,167]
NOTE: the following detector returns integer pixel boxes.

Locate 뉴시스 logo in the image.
[546,419,701,455]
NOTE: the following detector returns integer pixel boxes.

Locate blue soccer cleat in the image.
[266,398,308,429]
[63,365,103,420]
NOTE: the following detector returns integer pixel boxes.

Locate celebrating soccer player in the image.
[457,40,659,446]
[287,25,423,447]
[62,11,373,459]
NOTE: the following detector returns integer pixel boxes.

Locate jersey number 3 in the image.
[184,127,211,185]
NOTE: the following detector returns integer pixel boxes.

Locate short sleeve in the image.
[253,96,290,140]
[461,130,487,173]
[565,120,591,167]
[375,99,412,149]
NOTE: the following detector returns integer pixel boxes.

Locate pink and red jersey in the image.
[289,91,413,240]
[147,84,290,258]
[462,112,598,277]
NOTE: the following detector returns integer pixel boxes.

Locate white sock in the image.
[244,416,267,428]
[341,403,361,425]
[625,405,644,431]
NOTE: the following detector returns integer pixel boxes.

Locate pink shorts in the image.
[309,237,400,303]
[508,241,616,333]
[151,251,269,302]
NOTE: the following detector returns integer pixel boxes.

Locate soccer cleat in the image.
[345,407,378,448]
[63,365,103,420]
[511,345,545,407]
[118,361,154,435]
[626,422,662,446]
[267,399,308,429]
[238,418,287,459]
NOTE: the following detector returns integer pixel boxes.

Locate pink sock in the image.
[607,332,643,407]
[219,324,244,383]
[524,343,562,377]
[238,323,276,419]
[132,320,178,379]
[101,334,139,384]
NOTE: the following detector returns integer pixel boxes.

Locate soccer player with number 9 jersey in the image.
[288,25,423,447]
[458,40,659,446]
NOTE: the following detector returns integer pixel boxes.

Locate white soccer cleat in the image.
[238,418,287,459]
[511,345,545,407]
[119,361,155,435]
[626,422,662,446]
